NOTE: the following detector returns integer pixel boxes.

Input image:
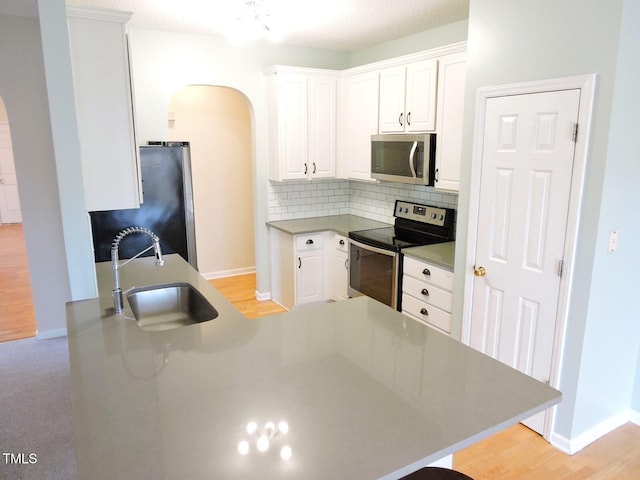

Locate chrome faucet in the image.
[111,227,164,314]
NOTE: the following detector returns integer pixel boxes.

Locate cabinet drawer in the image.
[295,233,324,251]
[403,256,453,290]
[402,276,452,312]
[402,293,452,334]
[335,234,348,253]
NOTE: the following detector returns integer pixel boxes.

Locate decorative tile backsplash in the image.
[268,179,458,224]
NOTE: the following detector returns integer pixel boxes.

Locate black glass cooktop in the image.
[349,227,447,251]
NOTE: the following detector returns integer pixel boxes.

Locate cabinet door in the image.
[434,52,467,192]
[275,74,309,180]
[378,65,406,133]
[67,8,140,211]
[338,71,379,181]
[405,59,438,132]
[308,76,336,178]
[332,235,349,301]
[296,249,324,305]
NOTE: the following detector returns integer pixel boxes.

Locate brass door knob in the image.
[474,265,486,277]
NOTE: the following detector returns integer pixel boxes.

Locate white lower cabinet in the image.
[332,234,349,301]
[402,256,454,334]
[295,233,326,306]
[269,228,331,309]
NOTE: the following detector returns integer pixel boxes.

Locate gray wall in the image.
[455,0,639,444]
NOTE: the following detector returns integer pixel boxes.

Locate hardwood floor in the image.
[0,224,36,342]
[209,273,286,318]
[210,272,640,479]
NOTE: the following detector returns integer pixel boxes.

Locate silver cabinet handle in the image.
[344,258,348,269]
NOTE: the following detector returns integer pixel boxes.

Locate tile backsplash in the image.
[268,179,458,225]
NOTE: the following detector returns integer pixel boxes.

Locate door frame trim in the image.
[461,74,597,440]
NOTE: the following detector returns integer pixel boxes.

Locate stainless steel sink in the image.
[126,283,218,332]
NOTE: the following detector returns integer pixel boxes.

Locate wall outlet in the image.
[607,229,618,253]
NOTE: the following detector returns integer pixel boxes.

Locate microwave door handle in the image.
[408,141,418,178]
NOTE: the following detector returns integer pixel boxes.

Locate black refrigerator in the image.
[89,142,197,269]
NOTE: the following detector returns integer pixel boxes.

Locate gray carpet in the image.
[0,337,77,480]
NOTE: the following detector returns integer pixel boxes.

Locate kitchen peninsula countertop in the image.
[266,214,390,236]
[403,242,456,271]
[66,254,560,480]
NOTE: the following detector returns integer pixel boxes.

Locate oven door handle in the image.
[349,239,397,257]
[408,141,418,179]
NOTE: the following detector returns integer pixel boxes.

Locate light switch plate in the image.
[608,229,618,253]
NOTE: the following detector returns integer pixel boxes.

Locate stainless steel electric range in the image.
[348,200,455,310]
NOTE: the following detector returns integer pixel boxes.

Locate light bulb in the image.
[246,421,257,435]
[280,445,292,460]
[256,435,270,452]
[238,440,250,455]
[277,421,289,434]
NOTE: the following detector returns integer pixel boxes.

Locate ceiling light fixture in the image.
[228,0,284,45]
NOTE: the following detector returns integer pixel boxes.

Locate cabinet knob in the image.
[422,268,431,276]
[306,239,314,245]
[421,288,429,296]
[339,239,345,245]
[420,308,429,316]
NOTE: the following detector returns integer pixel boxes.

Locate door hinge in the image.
[557,259,564,278]
[572,123,579,143]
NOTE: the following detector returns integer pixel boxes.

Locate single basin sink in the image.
[126,282,218,332]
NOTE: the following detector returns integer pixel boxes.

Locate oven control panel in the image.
[394,200,449,226]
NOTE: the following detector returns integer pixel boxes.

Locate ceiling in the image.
[1,0,469,51]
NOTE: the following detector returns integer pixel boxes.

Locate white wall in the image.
[127,29,350,296]
[0,13,73,337]
[169,86,255,279]
[456,0,639,447]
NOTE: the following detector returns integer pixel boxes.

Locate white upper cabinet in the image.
[378,59,438,133]
[337,71,379,181]
[266,68,337,181]
[67,6,141,212]
[434,51,467,192]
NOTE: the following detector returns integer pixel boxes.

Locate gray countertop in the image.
[403,242,456,271]
[267,214,390,236]
[66,254,560,480]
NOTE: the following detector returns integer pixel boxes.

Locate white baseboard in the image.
[201,266,255,280]
[550,410,633,455]
[255,290,271,301]
[36,328,68,340]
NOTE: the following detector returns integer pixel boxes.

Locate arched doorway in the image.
[168,85,255,279]
[0,96,35,342]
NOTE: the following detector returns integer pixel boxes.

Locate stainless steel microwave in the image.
[371,133,436,185]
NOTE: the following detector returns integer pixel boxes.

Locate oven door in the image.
[348,239,399,309]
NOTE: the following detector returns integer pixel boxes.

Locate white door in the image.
[469,89,580,434]
[0,123,22,224]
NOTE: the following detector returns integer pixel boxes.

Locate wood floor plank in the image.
[0,224,36,342]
